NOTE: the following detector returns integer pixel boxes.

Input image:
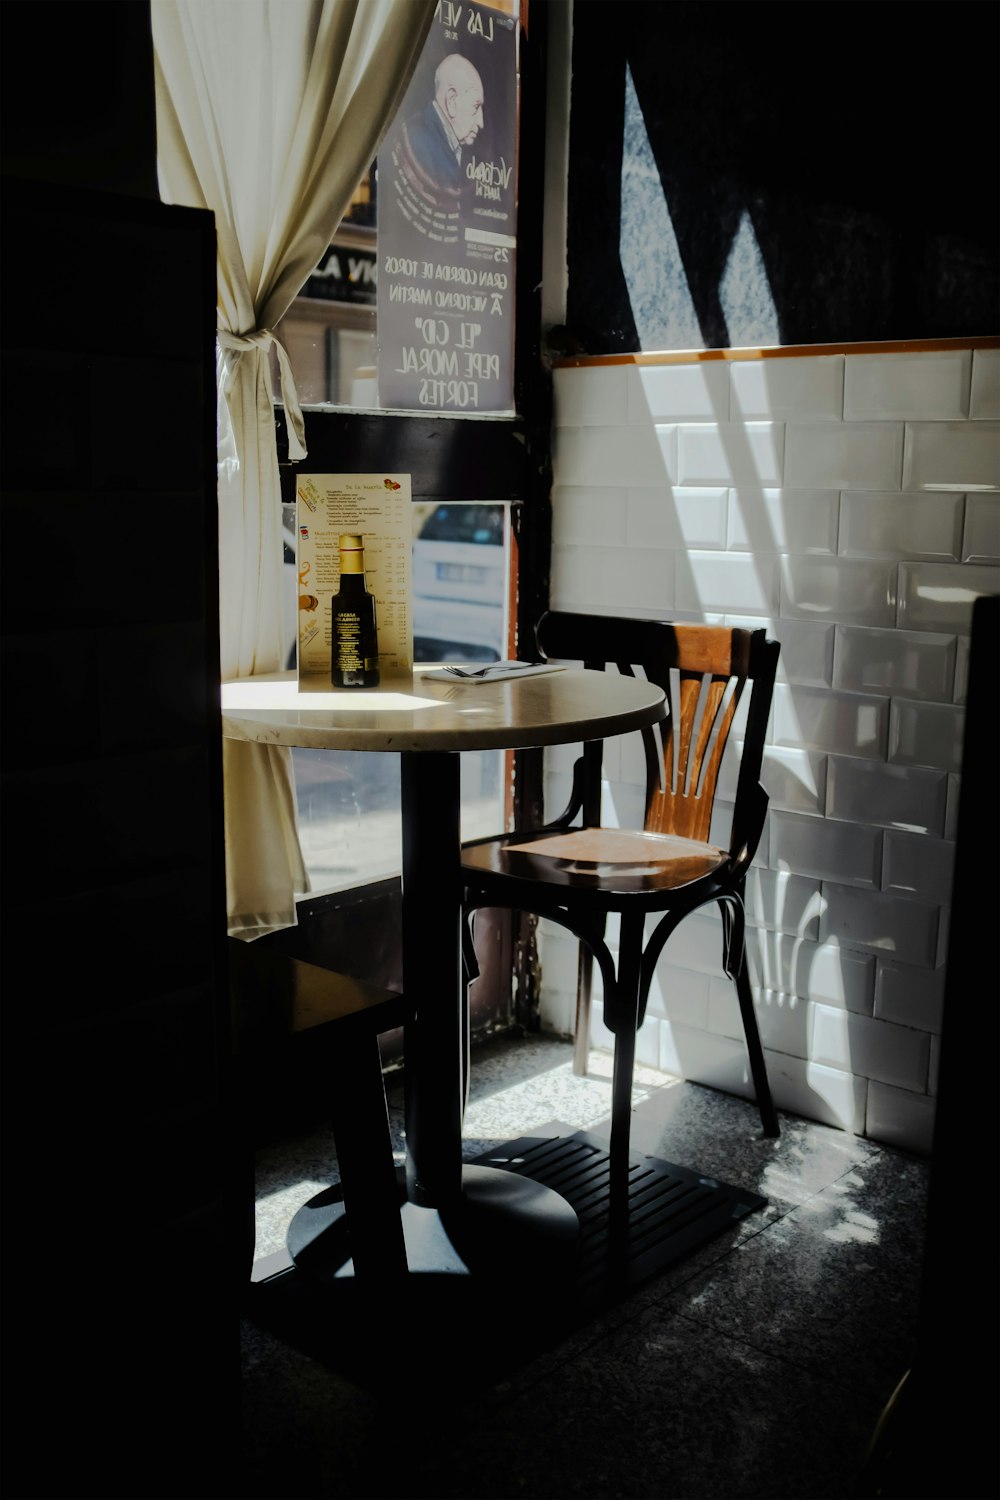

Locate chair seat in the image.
[461,825,730,899]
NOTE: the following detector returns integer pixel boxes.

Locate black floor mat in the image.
[471,1123,767,1308]
[245,1124,766,1393]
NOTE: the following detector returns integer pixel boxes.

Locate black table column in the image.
[401,750,465,1207]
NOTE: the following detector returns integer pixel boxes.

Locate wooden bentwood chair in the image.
[461,612,781,1213]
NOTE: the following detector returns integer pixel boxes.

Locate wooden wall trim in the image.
[552,336,1000,370]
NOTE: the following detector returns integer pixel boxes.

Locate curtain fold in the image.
[151,0,435,938]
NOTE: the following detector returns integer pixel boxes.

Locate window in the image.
[271,181,379,411]
[285,501,512,896]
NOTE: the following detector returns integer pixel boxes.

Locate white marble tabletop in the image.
[221,667,666,753]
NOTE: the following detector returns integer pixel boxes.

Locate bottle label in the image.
[335,611,362,671]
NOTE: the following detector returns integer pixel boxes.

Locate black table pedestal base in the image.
[287,1163,581,1285]
[245,1166,581,1390]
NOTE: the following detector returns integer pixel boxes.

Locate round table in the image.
[223,666,667,1290]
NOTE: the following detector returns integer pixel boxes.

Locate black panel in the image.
[566,0,1000,351]
[288,408,533,503]
[868,593,1000,1500]
[1,178,239,1500]
[1,0,158,200]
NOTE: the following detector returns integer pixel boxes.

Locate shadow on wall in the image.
[566,0,1000,352]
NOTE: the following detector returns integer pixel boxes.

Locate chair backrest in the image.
[535,611,779,851]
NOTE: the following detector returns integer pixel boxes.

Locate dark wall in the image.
[565,0,1000,352]
[1,6,241,1498]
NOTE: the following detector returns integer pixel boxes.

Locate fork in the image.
[442,662,534,678]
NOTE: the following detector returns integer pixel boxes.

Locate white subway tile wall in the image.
[902,420,1000,491]
[969,348,1000,421]
[962,493,1000,563]
[544,347,1000,1154]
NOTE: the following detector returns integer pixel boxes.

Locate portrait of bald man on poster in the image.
[399,52,485,199]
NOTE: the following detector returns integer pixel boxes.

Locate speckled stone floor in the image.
[240,1033,929,1500]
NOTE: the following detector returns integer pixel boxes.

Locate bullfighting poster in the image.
[376,1,519,414]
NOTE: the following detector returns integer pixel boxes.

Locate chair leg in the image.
[572,913,606,1077]
[607,911,644,1235]
[460,921,472,1122]
[734,958,780,1138]
[572,942,594,1077]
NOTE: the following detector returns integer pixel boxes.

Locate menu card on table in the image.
[295,473,413,690]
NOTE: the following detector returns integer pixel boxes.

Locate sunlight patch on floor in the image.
[463,1052,685,1140]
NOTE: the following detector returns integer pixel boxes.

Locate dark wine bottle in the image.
[330,533,380,688]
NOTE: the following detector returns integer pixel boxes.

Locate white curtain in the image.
[151,0,435,938]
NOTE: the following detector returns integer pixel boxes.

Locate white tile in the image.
[945,774,961,840]
[897,561,1000,633]
[747,930,876,1013]
[541,769,576,828]
[801,940,877,1012]
[705,975,743,1040]
[589,1000,615,1056]
[888,698,966,774]
[627,361,730,422]
[627,486,728,550]
[709,795,772,870]
[809,1005,930,1091]
[552,423,677,487]
[676,422,784,485]
[962,493,1000,561]
[826,756,948,835]
[759,745,828,815]
[643,961,711,1028]
[772,682,889,759]
[543,741,582,775]
[654,1018,775,1106]
[616,730,658,788]
[553,364,628,426]
[953,635,969,704]
[744,867,824,938]
[600,778,647,830]
[636,1015,663,1071]
[843,349,971,421]
[724,615,835,687]
[874,959,946,1035]
[784,422,903,491]
[728,487,839,553]
[712,979,809,1057]
[833,625,956,701]
[549,543,675,614]
[730,355,844,421]
[902,420,1000,491]
[935,902,951,970]
[649,910,728,977]
[767,1052,868,1135]
[969,348,1000,420]
[551,485,628,546]
[838,490,964,560]
[865,1081,936,1155]
[882,831,955,905]
[769,809,882,888]
[601,736,625,781]
[769,619,836,688]
[536,986,576,1038]
[819,883,940,966]
[928,1034,941,1098]
[781,556,898,628]
[674,551,779,614]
